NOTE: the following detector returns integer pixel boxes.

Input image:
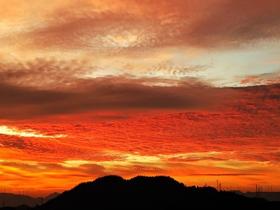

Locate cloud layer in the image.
[4,0,278,50]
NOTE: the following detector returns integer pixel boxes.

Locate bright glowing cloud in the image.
[60,160,92,168]
[0,125,66,138]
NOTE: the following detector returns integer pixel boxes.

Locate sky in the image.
[0,0,280,196]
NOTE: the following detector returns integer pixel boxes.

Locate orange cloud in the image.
[240,72,280,86]
[5,0,279,51]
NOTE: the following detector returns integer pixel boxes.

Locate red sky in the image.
[0,0,280,195]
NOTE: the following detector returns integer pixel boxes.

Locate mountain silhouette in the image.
[0,192,59,209]
[0,193,41,208]
[28,175,279,210]
[243,192,280,201]
[1,176,279,210]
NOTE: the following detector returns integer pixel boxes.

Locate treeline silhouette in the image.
[1,175,280,210]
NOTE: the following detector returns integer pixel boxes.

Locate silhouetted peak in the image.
[94,175,125,184]
[130,175,179,184]
[129,176,185,189]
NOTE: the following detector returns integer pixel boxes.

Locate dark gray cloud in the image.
[0,59,233,120]
[0,58,91,88]
[0,77,230,120]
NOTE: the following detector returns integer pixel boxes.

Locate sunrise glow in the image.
[0,0,279,197]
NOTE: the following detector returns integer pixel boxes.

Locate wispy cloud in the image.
[0,125,66,138]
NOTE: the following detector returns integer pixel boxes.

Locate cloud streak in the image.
[0,125,66,138]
